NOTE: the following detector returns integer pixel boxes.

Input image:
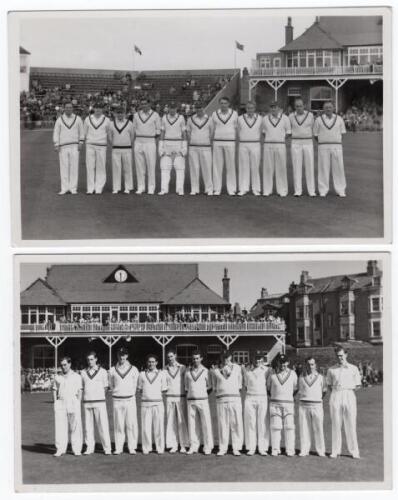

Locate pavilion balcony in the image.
[249,64,383,78]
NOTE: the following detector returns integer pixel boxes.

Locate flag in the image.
[134,45,142,55]
[235,41,244,51]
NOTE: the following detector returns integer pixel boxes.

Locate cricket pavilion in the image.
[20,264,286,370]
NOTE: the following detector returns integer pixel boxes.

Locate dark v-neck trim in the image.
[276,369,291,385]
[86,367,100,380]
[216,109,233,125]
[220,364,234,380]
[115,364,133,379]
[89,115,106,130]
[190,367,205,382]
[303,372,319,388]
[268,113,283,128]
[294,111,309,126]
[321,113,337,130]
[167,365,180,379]
[139,110,153,124]
[191,114,209,129]
[145,370,159,384]
[113,118,129,134]
[166,114,179,126]
[243,113,258,129]
[61,114,77,130]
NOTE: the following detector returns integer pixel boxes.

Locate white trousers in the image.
[216,398,244,453]
[160,155,185,194]
[212,144,236,195]
[134,141,157,193]
[84,402,111,453]
[113,397,138,453]
[141,403,165,453]
[86,145,107,194]
[165,397,189,449]
[298,402,325,455]
[238,143,261,194]
[291,141,315,196]
[318,144,346,196]
[59,144,79,193]
[187,399,214,453]
[263,144,288,196]
[112,149,133,192]
[329,390,359,457]
[269,401,295,455]
[189,147,213,194]
[54,400,83,454]
[244,396,269,453]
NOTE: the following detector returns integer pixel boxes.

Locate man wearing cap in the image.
[267,354,298,456]
[187,101,214,195]
[158,102,187,195]
[313,100,347,197]
[132,98,161,194]
[108,106,134,194]
[237,101,262,196]
[53,101,84,195]
[326,346,362,459]
[108,347,139,455]
[298,357,326,457]
[262,102,291,196]
[243,355,270,456]
[83,102,110,194]
[211,96,238,195]
[164,349,189,453]
[289,98,316,197]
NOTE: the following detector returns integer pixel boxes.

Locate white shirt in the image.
[81,366,109,404]
[184,366,212,400]
[165,363,186,398]
[84,114,110,146]
[238,114,263,143]
[289,111,314,142]
[137,369,167,406]
[326,363,362,390]
[109,119,134,148]
[53,370,82,412]
[267,369,298,402]
[187,114,213,147]
[298,372,325,402]
[212,109,238,145]
[244,366,269,397]
[263,113,291,144]
[133,110,161,142]
[212,364,242,403]
[53,114,84,147]
[109,363,139,398]
[313,114,346,145]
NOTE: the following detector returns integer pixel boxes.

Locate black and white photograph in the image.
[15,254,391,491]
[9,7,391,244]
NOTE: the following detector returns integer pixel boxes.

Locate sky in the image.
[20,260,373,311]
[19,11,314,71]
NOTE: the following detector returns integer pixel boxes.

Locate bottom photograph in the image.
[15,254,390,491]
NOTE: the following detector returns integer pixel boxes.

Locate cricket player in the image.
[313,101,347,197]
[137,355,168,454]
[262,102,291,196]
[298,357,326,457]
[237,101,262,196]
[133,98,161,194]
[267,354,298,456]
[212,351,244,456]
[326,346,362,459]
[243,355,270,456]
[53,101,84,195]
[211,96,238,195]
[289,98,316,197]
[52,356,83,457]
[158,102,187,195]
[83,102,110,194]
[164,349,189,453]
[81,351,112,455]
[184,351,214,455]
[187,101,214,195]
[108,106,134,194]
[108,347,139,455]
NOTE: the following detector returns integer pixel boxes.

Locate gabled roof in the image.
[280,21,342,51]
[303,272,379,295]
[21,278,66,306]
[41,264,200,304]
[166,277,228,305]
[19,46,30,55]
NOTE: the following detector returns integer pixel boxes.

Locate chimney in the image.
[300,270,310,284]
[285,17,293,45]
[222,268,230,303]
[367,260,379,277]
[261,287,268,299]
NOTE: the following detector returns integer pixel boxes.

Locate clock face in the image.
[114,269,128,283]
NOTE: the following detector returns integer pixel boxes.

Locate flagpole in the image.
[234,43,236,73]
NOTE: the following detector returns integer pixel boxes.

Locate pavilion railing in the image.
[249,64,383,78]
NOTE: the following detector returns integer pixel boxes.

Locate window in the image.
[310,86,333,111]
[176,344,198,366]
[297,326,305,340]
[373,276,381,286]
[233,351,250,365]
[273,58,281,68]
[340,301,349,315]
[327,314,334,327]
[33,345,55,369]
[340,324,350,340]
[370,296,383,313]
[299,50,306,67]
[348,46,383,65]
[314,313,321,330]
[288,87,301,96]
[296,306,304,320]
[307,51,315,67]
[207,344,222,354]
[370,320,381,337]
[323,50,333,67]
[260,57,271,69]
[149,305,158,312]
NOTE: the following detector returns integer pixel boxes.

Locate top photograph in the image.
[9,7,391,245]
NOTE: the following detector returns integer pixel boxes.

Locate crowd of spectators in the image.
[21,368,55,392]
[342,97,383,132]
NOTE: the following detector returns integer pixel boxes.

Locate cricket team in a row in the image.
[52,346,361,459]
[52,96,347,197]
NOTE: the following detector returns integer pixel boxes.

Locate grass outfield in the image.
[20,131,383,240]
[20,385,383,484]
